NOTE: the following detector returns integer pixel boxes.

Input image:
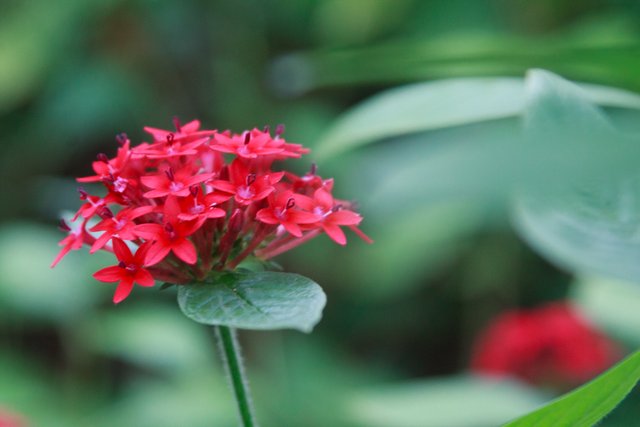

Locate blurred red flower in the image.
[0,408,26,427]
[470,302,622,388]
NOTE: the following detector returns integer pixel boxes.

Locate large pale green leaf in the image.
[347,375,547,427]
[177,271,326,332]
[316,76,640,159]
[504,351,640,426]
[572,276,640,346]
[512,70,640,283]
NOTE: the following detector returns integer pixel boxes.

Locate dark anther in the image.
[263,125,270,134]
[332,204,343,212]
[246,173,257,186]
[77,187,89,200]
[99,206,114,219]
[219,165,229,181]
[173,116,182,133]
[164,167,175,181]
[58,219,71,232]
[190,186,199,197]
[103,173,115,184]
[309,163,317,175]
[275,124,285,137]
[167,133,175,144]
[118,261,127,269]
[243,132,251,145]
[164,223,176,238]
[115,133,128,146]
[286,197,295,209]
[97,153,109,163]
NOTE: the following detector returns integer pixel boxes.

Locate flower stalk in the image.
[216,326,256,427]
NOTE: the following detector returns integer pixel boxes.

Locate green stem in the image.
[216,325,257,427]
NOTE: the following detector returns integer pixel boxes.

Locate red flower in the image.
[89,206,155,253]
[134,197,202,265]
[212,159,283,205]
[143,118,215,144]
[141,166,213,198]
[53,118,371,301]
[295,188,364,245]
[471,302,622,387]
[93,239,155,303]
[256,191,320,237]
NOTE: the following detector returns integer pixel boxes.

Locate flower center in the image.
[237,185,255,200]
[169,181,184,193]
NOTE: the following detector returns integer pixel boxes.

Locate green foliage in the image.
[513,70,640,283]
[503,351,640,427]
[177,271,326,332]
[348,376,547,427]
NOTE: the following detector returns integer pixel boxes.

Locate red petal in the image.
[50,245,71,268]
[181,119,201,133]
[134,269,156,287]
[93,266,123,283]
[314,188,334,209]
[327,210,362,226]
[90,232,112,253]
[134,224,164,240]
[112,238,134,263]
[171,238,197,264]
[144,243,171,266]
[140,174,166,189]
[113,278,134,304]
[256,209,278,224]
[290,211,322,224]
[283,222,302,237]
[323,224,347,245]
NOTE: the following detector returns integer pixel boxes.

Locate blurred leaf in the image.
[0,0,119,114]
[512,70,640,283]
[347,375,547,427]
[178,271,326,332]
[504,351,640,427]
[0,222,108,322]
[342,202,484,298]
[316,76,640,159]
[573,276,640,346]
[79,303,215,374]
[92,373,236,427]
[276,22,640,95]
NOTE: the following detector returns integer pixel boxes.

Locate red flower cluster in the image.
[52,119,371,303]
[470,302,622,388]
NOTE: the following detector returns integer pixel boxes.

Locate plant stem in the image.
[216,325,257,427]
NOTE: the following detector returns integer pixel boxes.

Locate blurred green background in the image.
[3,0,640,426]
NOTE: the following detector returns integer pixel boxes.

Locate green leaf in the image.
[177,271,326,332]
[512,70,640,283]
[347,375,547,427]
[316,76,640,159]
[572,276,640,346]
[503,351,640,427]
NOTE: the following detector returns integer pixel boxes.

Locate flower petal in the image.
[323,224,347,245]
[113,278,134,304]
[171,238,197,264]
[144,243,171,266]
[93,266,123,283]
[134,269,156,287]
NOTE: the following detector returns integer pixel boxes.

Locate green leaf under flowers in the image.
[315,76,640,160]
[503,350,640,426]
[177,271,326,333]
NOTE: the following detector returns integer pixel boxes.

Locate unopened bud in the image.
[58,219,71,232]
